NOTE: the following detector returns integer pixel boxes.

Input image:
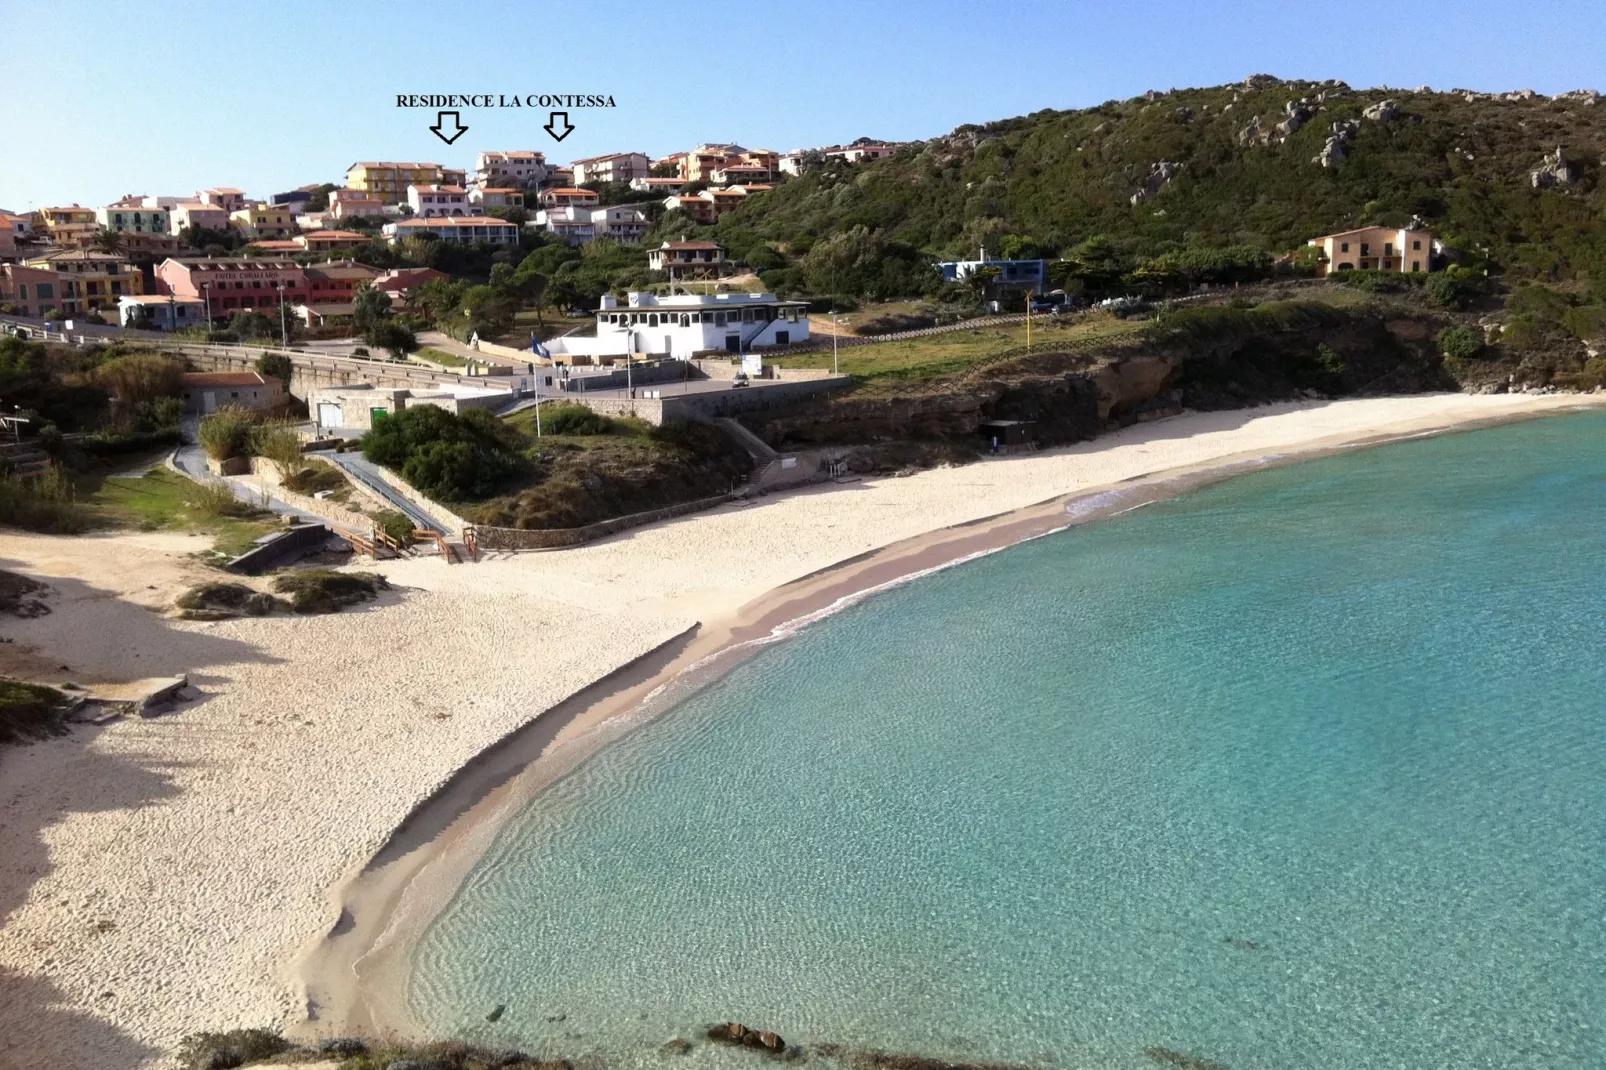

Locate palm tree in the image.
[91,230,124,255]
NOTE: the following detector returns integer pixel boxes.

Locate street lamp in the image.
[201,282,212,331]
[275,282,288,347]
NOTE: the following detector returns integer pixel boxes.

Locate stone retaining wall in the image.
[468,493,732,552]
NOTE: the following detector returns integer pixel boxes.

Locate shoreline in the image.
[293,392,1606,1044]
[2,392,1602,1070]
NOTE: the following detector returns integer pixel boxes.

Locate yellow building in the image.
[229,204,296,238]
[21,249,144,315]
[36,205,102,247]
[344,161,465,204]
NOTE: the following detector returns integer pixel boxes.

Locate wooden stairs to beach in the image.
[0,442,52,478]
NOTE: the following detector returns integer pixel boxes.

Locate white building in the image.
[826,143,894,164]
[570,151,652,186]
[383,217,522,245]
[532,205,648,245]
[546,291,809,360]
[406,184,481,218]
[475,150,548,189]
[97,201,170,234]
[117,294,206,330]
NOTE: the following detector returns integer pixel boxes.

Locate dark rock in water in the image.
[815,1046,1034,1070]
[527,1061,572,1070]
[661,1038,693,1054]
[707,1023,789,1055]
[494,1053,530,1067]
[1221,936,1262,951]
[387,1060,449,1070]
[545,1012,568,1022]
[486,1003,507,1022]
[754,1032,785,1052]
[319,1036,368,1056]
[1142,1047,1230,1070]
[709,1022,750,1044]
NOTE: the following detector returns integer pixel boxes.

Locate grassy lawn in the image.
[412,347,469,367]
[773,313,1146,385]
[78,468,279,559]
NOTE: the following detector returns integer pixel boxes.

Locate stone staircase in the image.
[714,417,781,487]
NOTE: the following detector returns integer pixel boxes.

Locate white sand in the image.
[0,393,1597,1069]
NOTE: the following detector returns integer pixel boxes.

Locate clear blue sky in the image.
[2,0,1603,211]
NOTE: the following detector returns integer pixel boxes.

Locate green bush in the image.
[175,1028,290,1070]
[196,407,258,461]
[1425,272,1476,310]
[77,427,183,456]
[0,679,69,747]
[544,404,612,435]
[250,424,304,477]
[281,459,346,496]
[271,570,387,614]
[185,479,256,519]
[1437,325,1484,360]
[373,509,415,547]
[0,469,91,534]
[1562,304,1606,342]
[360,406,518,500]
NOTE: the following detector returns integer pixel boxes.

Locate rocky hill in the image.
[708,76,1605,288]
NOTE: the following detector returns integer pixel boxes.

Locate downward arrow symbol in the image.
[430,110,468,145]
[544,110,576,142]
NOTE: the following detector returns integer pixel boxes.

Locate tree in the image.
[304,183,340,212]
[1437,325,1484,360]
[368,321,417,360]
[255,352,293,386]
[91,354,184,413]
[352,283,393,336]
[91,231,124,255]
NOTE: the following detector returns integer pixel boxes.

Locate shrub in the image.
[254,352,293,385]
[91,354,184,411]
[1437,325,1484,360]
[175,1028,290,1070]
[1426,272,1475,310]
[77,427,183,457]
[0,679,69,747]
[196,407,258,461]
[0,469,91,534]
[173,582,279,619]
[360,406,519,500]
[281,459,346,496]
[270,570,387,614]
[544,404,612,435]
[373,509,415,547]
[185,479,256,519]
[251,423,305,477]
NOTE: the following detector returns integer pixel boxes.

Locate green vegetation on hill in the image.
[697,78,1606,297]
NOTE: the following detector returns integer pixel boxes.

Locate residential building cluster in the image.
[0,131,906,324]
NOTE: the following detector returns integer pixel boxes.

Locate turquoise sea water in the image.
[410,412,1606,1070]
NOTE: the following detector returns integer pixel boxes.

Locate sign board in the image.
[741,352,763,377]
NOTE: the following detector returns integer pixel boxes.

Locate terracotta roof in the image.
[477,187,523,195]
[348,161,444,170]
[301,230,367,241]
[570,151,646,164]
[392,217,515,228]
[542,188,597,197]
[411,185,467,194]
[662,241,723,250]
[182,371,267,387]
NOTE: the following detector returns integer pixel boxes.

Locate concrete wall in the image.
[470,492,731,551]
[557,375,849,426]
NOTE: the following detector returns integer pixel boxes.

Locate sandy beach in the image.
[0,392,1600,1070]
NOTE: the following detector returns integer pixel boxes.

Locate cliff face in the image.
[747,304,1460,456]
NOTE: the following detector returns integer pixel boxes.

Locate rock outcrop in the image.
[707,1023,787,1055]
[1130,160,1181,205]
[1313,119,1359,168]
[1530,146,1579,189]
[1362,98,1400,122]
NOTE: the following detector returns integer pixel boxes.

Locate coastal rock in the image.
[707,1022,788,1055]
[1530,146,1579,189]
[1242,73,1281,89]
[1142,1047,1229,1070]
[661,1038,693,1054]
[1313,119,1358,168]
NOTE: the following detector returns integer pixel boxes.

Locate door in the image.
[317,402,342,427]
[725,333,740,353]
[202,391,218,413]
[664,334,673,357]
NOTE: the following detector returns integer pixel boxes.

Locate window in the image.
[36,283,53,299]
[1340,242,1349,253]
[776,330,789,345]
[1412,240,1422,250]
[1411,261,1421,272]
[1384,243,1394,256]
[715,311,726,327]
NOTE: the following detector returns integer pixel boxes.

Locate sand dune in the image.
[0,392,1598,1069]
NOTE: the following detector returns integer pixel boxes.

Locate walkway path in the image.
[320,451,450,535]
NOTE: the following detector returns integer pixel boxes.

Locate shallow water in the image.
[410,412,1606,1069]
